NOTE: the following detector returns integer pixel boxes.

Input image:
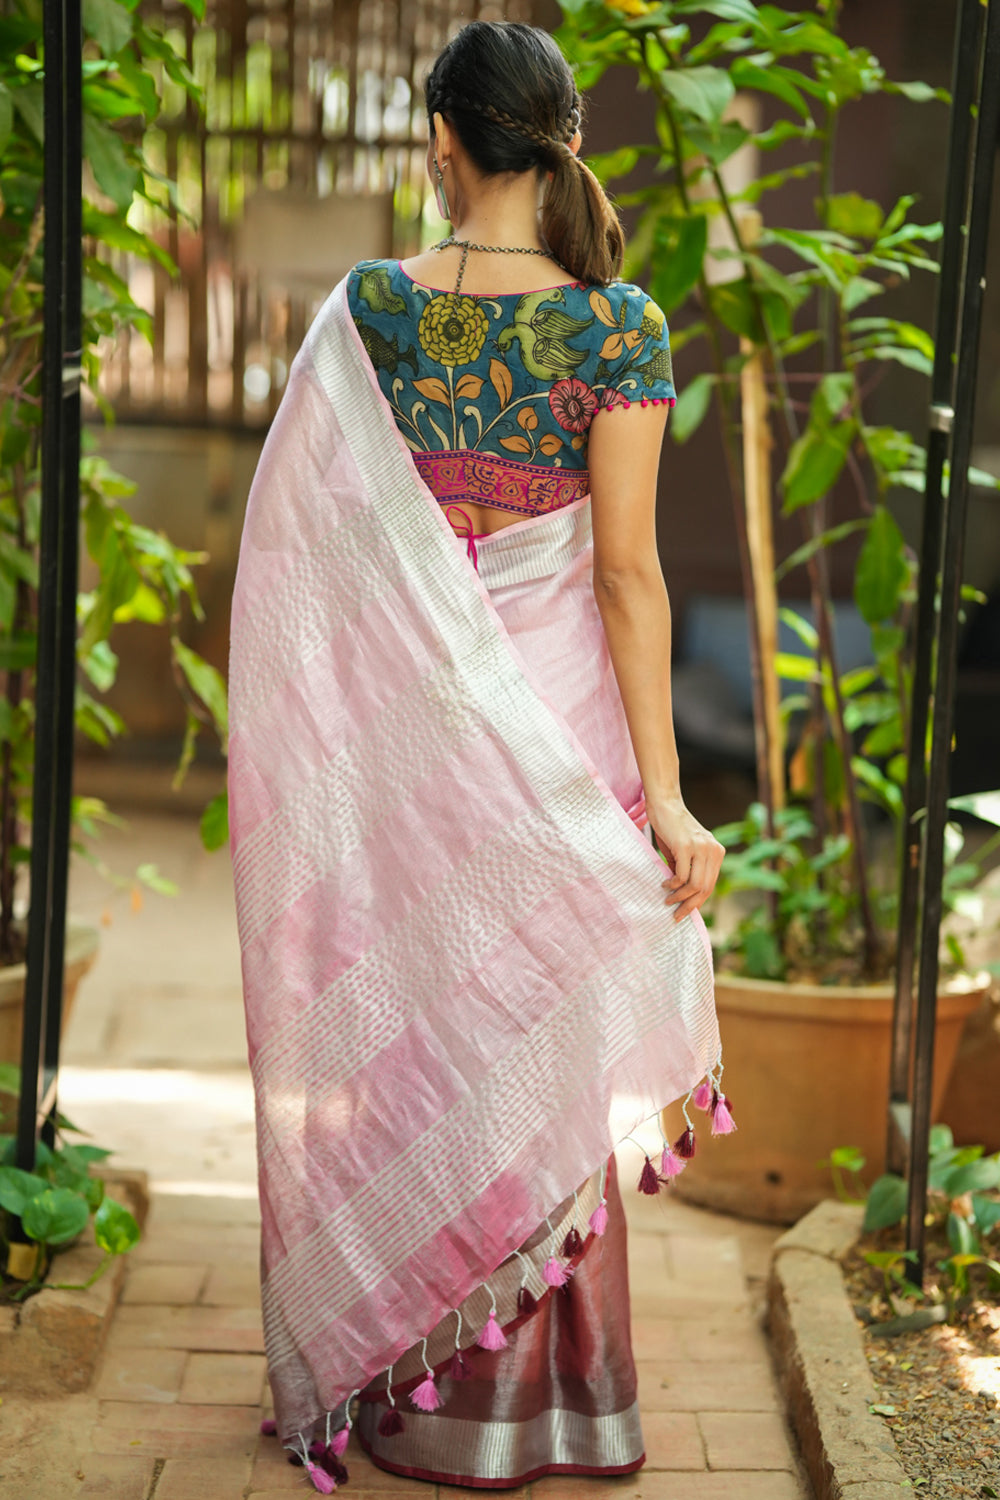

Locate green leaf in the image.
[673,0,759,20]
[670,372,713,443]
[823,191,884,239]
[729,57,810,118]
[885,79,949,104]
[947,791,1000,828]
[775,652,819,683]
[778,607,818,651]
[0,1166,49,1216]
[82,0,133,57]
[200,792,229,853]
[741,926,784,980]
[584,145,640,186]
[13,81,44,144]
[650,214,708,315]
[855,506,907,624]
[0,1062,20,1096]
[658,65,735,125]
[82,115,139,211]
[942,1157,1000,1197]
[172,640,229,747]
[0,634,37,671]
[863,1173,908,1232]
[135,863,179,897]
[929,1123,955,1156]
[94,1195,140,1255]
[21,1187,91,1245]
[947,1210,977,1257]
[775,519,868,581]
[0,81,13,153]
[781,420,856,511]
[971,1195,1000,1236]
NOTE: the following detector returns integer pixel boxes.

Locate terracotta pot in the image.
[661,969,988,1225]
[937,988,1000,1154]
[0,924,99,1127]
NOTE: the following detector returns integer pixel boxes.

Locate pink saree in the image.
[228,279,721,1488]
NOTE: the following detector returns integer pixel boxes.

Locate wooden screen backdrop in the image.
[98,0,535,428]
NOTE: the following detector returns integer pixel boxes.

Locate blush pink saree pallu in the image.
[228,279,721,1484]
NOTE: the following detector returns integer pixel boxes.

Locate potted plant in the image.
[0,0,227,1132]
[556,0,998,1220]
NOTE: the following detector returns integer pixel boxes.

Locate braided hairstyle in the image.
[425,22,625,288]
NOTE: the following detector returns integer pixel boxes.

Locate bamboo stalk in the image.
[737,210,784,816]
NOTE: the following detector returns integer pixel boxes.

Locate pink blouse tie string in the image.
[445,505,490,572]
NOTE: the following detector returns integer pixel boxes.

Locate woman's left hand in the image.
[648,797,725,922]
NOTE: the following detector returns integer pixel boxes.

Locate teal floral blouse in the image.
[346,258,675,520]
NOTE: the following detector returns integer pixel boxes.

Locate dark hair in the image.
[425,22,625,288]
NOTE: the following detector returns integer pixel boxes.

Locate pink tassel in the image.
[562,1227,584,1258]
[306,1462,337,1494]
[638,1155,661,1195]
[477,1310,509,1351]
[328,1427,349,1459]
[589,1200,609,1236]
[712,1095,736,1135]
[543,1256,571,1287]
[692,1080,713,1111]
[660,1145,686,1179]
[260,1418,277,1436]
[450,1348,474,1380]
[674,1126,697,1159]
[410,1371,444,1412]
[378,1407,405,1437]
[517,1284,538,1315]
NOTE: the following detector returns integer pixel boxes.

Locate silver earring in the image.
[433,158,451,222]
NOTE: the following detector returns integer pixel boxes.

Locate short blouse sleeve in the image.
[595,286,676,413]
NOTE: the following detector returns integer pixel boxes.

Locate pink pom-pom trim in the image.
[328,1427,349,1458]
[712,1095,737,1135]
[589,1199,609,1236]
[410,1371,444,1412]
[660,1145,686,1179]
[692,1080,713,1111]
[477,1310,509,1351]
[543,1255,571,1287]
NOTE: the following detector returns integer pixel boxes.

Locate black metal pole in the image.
[886,0,985,1176]
[15,0,82,1173]
[905,0,1000,1283]
[41,0,83,1151]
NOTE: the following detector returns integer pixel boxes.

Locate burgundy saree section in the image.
[357,1158,642,1489]
[228,277,720,1458]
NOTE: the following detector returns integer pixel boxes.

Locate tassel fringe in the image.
[450,1348,475,1380]
[477,1310,509,1351]
[711,1094,737,1135]
[411,1371,444,1412]
[638,1155,661,1194]
[518,1284,538,1315]
[562,1226,584,1257]
[378,1407,405,1437]
[589,1199,609,1236]
[543,1255,571,1287]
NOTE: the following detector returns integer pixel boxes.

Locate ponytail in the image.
[426,22,626,288]
[541,145,625,288]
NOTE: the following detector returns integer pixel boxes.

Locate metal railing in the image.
[887,0,1000,1283]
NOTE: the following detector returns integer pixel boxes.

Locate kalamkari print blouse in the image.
[346,258,675,520]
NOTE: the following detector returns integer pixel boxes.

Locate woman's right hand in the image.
[648,796,724,922]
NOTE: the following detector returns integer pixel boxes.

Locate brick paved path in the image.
[0,808,811,1499]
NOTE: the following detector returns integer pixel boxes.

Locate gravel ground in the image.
[846,1247,1000,1496]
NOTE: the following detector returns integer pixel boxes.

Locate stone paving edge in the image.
[767,1199,909,1500]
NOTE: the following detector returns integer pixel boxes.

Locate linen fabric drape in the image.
[228,279,720,1452]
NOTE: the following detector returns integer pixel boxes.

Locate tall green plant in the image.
[0,0,227,963]
[557,0,1000,982]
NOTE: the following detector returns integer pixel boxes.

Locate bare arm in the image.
[587,404,723,920]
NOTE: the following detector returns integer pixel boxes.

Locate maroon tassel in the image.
[674,1126,697,1159]
[562,1226,584,1257]
[309,1440,327,1461]
[260,1418,278,1437]
[517,1285,538,1315]
[638,1155,661,1194]
[326,1457,349,1486]
[377,1407,405,1438]
[450,1348,474,1381]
